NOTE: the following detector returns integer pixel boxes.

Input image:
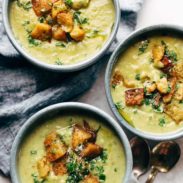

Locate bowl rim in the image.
[10,102,133,183]
[105,24,183,141]
[2,0,120,72]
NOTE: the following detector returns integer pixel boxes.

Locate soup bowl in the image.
[3,0,120,72]
[11,102,132,183]
[105,24,183,141]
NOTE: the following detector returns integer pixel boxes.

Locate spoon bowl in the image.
[146,141,181,183]
[130,137,151,178]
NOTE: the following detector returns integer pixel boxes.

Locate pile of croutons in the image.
[31,0,89,42]
[37,121,103,182]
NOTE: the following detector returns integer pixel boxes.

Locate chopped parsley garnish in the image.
[167,85,171,93]
[180,100,183,104]
[38,17,45,23]
[30,150,37,155]
[55,42,66,47]
[55,59,63,65]
[144,98,150,105]
[100,149,108,163]
[138,40,149,55]
[73,11,89,25]
[112,84,117,89]
[114,168,118,172]
[135,73,141,80]
[160,73,168,79]
[28,36,41,46]
[161,40,178,62]
[87,30,100,38]
[31,174,45,183]
[115,101,124,110]
[22,20,30,26]
[17,0,32,11]
[159,118,166,127]
[65,0,73,6]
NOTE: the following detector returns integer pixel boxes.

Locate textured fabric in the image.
[0,0,143,176]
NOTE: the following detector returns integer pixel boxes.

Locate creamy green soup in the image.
[111,36,183,134]
[9,0,115,65]
[18,114,126,183]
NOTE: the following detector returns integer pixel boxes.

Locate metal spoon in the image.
[146,141,181,183]
[128,136,151,183]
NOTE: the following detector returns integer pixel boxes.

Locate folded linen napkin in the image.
[0,0,143,176]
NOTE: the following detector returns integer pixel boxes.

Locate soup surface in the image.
[111,36,183,134]
[9,0,115,65]
[18,114,125,183]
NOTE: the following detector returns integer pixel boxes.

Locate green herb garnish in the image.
[31,174,45,183]
[73,11,88,25]
[55,42,66,47]
[55,59,63,65]
[30,150,37,155]
[167,85,171,93]
[28,36,41,46]
[115,102,124,110]
[17,0,32,11]
[38,17,45,23]
[159,118,166,127]
[65,0,73,6]
[135,73,141,80]
[112,84,116,89]
[138,40,149,55]
[22,20,30,26]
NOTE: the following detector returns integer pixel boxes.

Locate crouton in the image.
[125,88,144,106]
[152,44,165,68]
[156,77,169,94]
[80,143,103,159]
[52,25,66,41]
[52,0,68,19]
[57,12,74,32]
[71,0,90,10]
[72,124,92,149]
[174,83,183,101]
[70,25,85,41]
[144,81,157,93]
[161,56,173,73]
[37,157,50,178]
[111,71,135,88]
[31,23,52,41]
[32,0,53,16]
[163,77,177,103]
[82,174,99,183]
[44,132,67,162]
[52,158,67,176]
[164,103,183,124]
[172,61,183,80]
[152,93,161,108]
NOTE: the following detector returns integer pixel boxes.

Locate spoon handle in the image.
[145,167,158,183]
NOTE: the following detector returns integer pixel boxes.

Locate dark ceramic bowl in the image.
[10,102,132,183]
[3,0,120,72]
[105,24,183,141]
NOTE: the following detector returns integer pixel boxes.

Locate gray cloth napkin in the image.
[0,0,143,176]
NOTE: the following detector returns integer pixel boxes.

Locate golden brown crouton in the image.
[164,103,183,124]
[152,44,165,68]
[71,0,90,10]
[161,56,173,73]
[52,0,68,19]
[125,88,144,106]
[80,143,103,159]
[70,25,85,41]
[172,61,183,80]
[52,158,67,176]
[31,23,52,41]
[72,124,92,149]
[144,81,157,93]
[57,12,74,32]
[32,0,53,16]
[111,70,135,88]
[163,77,177,103]
[156,77,169,94]
[52,25,66,41]
[82,174,99,183]
[44,132,67,162]
[37,157,50,178]
[174,83,183,101]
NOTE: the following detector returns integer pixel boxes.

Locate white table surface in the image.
[1,0,183,182]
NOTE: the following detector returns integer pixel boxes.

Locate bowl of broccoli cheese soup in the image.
[105,25,183,141]
[3,0,120,72]
[10,102,132,183]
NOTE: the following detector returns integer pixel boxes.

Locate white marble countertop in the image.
[1,0,183,182]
